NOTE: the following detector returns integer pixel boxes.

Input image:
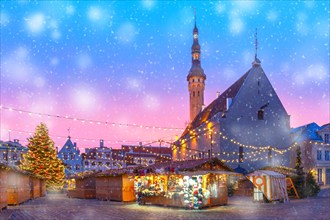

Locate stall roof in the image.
[247,170,285,178]
[149,158,233,173]
[178,170,241,176]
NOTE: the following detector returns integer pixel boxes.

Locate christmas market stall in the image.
[0,163,8,211]
[134,158,240,209]
[7,167,32,205]
[95,168,135,202]
[30,176,41,199]
[247,170,289,203]
[67,172,96,199]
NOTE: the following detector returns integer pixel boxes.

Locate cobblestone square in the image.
[1,187,329,220]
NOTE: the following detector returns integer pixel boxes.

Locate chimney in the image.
[100,139,104,148]
[226,98,232,111]
[216,91,220,98]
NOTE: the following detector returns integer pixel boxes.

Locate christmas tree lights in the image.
[20,123,65,191]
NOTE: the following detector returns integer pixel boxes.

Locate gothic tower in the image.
[187,15,206,122]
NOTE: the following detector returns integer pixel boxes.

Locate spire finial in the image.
[67,128,71,138]
[255,28,258,60]
[194,7,196,28]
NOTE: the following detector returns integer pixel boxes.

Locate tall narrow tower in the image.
[187,14,206,122]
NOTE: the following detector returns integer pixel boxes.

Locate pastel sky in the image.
[0,1,329,152]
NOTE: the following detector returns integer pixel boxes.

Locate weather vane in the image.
[255,28,258,60]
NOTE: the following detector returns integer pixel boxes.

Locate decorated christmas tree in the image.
[293,146,306,198]
[20,123,65,191]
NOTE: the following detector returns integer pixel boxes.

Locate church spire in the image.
[253,28,261,66]
[187,10,206,122]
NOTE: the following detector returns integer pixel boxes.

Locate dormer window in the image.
[258,110,264,120]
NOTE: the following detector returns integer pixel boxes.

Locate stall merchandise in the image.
[134,158,238,209]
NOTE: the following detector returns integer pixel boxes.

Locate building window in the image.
[106,162,110,166]
[98,162,102,166]
[91,161,96,166]
[3,153,7,161]
[64,154,68,160]
[67,165,72,170]
[317,169,323,183]
[13,153,17,160]
[324,134,329,143]
[98,153,102,158]
[258,110,264,120]
[317,150,322,160]
[325,150,330,161]
[149,160,153,164]
[70,154,75,160]
[193,91,195,97]
[198,91,200,96]
[106,153,110,158]
[75,165,80,170]
[85,161,89,166]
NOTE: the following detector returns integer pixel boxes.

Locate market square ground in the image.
[1,186,329,220]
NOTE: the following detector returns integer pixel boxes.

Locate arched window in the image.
[198,91,200,96]
[193,91,195,97]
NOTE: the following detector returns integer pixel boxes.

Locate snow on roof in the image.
[247,170,285,178]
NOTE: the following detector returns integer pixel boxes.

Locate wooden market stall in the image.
[247,170,289,203]
[7,168,31,205]
[30,176,41,199]
[67,172,96,199]
[135,158,240,209]
[0,163,8,211]
[95,169,135,202]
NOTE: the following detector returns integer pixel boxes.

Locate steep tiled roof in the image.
[291,122,322,142]
[180,69,250,137]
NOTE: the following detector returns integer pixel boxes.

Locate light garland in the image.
[1,128,169,148]
[174,125,297,155]
[0,106,184,132]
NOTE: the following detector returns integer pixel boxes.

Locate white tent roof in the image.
[247,170,285,178]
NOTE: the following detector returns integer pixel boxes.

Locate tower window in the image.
[193,91,195,97]
[198,91,200,96]
[193,53,199,60]
[258,110,264,120]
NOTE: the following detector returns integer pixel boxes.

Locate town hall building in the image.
[173,18,292,172]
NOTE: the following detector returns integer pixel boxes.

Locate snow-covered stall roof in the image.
[247,170,285,178]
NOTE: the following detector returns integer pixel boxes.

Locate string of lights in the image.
[174,125,295,154]
[0,106,184,132]
[0,128,170,147]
